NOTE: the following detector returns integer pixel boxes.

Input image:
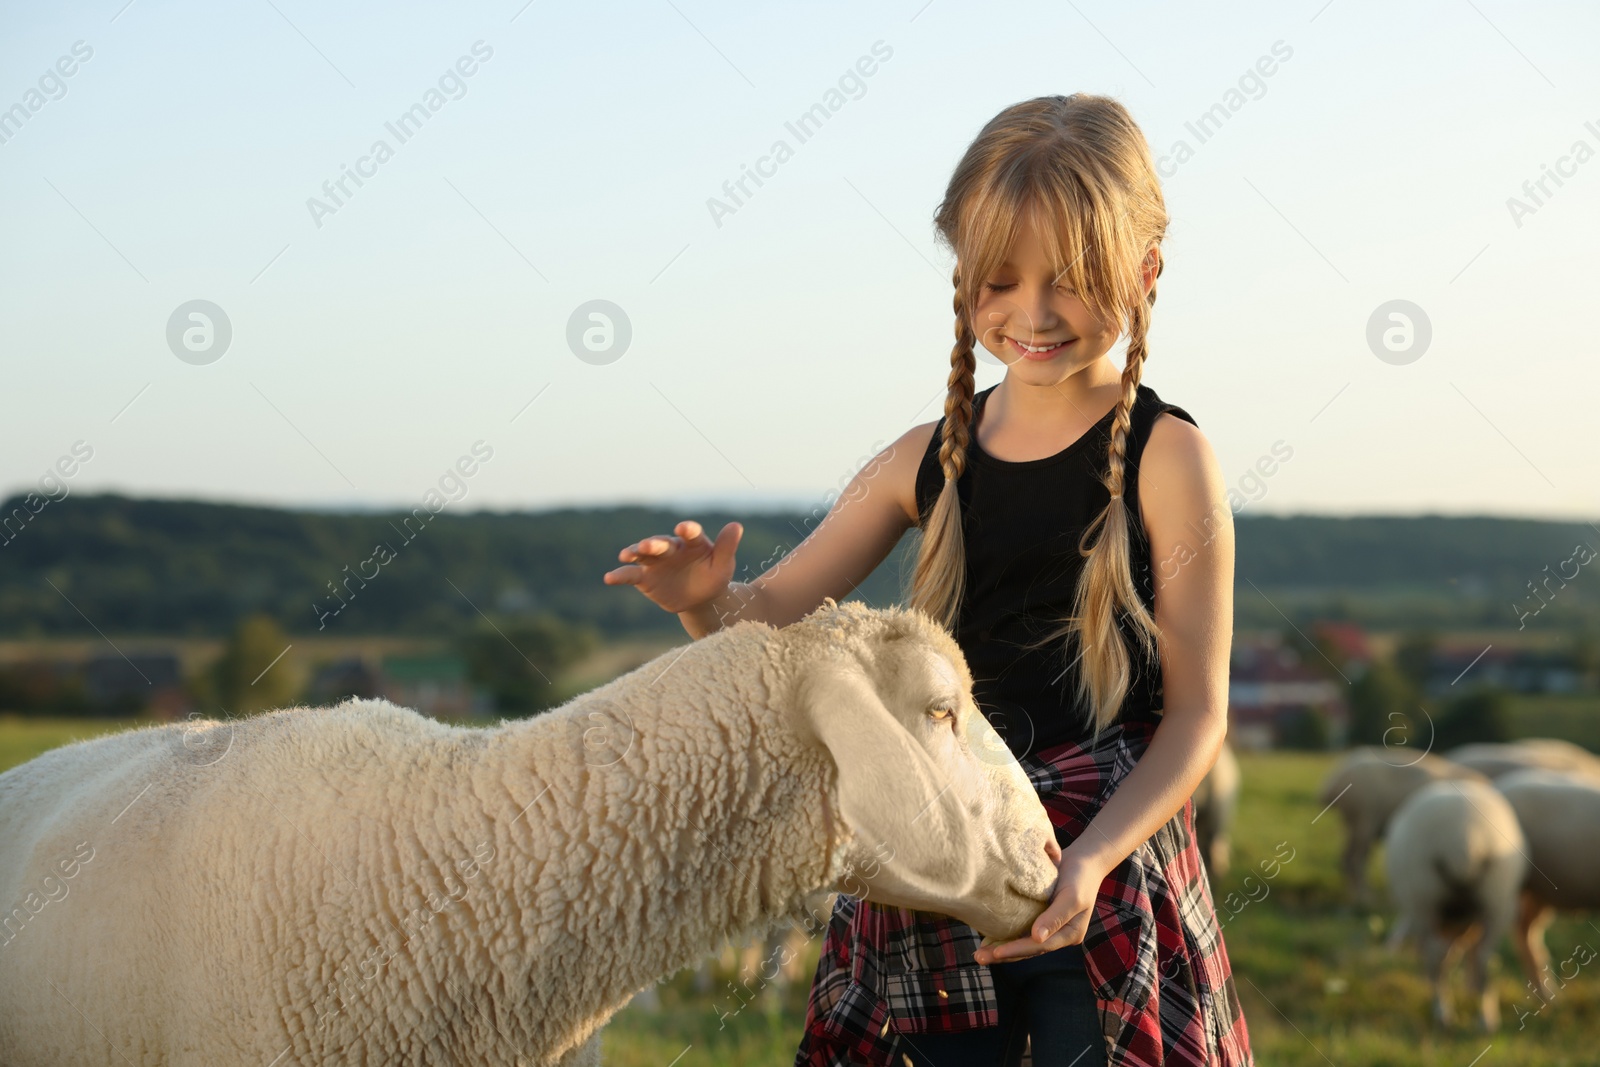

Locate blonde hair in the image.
[905,93,1169,743]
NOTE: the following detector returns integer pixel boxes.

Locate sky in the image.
[1,0,1596,521]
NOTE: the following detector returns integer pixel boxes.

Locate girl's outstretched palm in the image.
[602,519,744,614]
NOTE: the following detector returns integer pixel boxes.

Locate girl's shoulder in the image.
[1128,383,1200,470]
[1133,381,1199,433]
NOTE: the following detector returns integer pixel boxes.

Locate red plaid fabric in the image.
[793,715,1255,1067]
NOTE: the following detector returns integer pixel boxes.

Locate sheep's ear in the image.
[794,663,973,898]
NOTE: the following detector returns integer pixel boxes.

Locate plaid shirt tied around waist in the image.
[793,716,1255,1067]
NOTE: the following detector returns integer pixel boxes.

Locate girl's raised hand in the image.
[602,520,744,615]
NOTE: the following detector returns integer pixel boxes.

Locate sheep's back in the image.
[0,720,220,1060]
[1384,779,1525,918]
[1497,770,1600,909]
[0,702,476,1065]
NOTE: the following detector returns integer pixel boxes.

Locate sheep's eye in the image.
[927,704,956,724]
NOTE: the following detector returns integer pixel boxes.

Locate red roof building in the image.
[1227,632,1349,750]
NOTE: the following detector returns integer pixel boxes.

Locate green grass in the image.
[0,713,155,771]
[6,723,1598,1064]
[1201,751,1600,1067]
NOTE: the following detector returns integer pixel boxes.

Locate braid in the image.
[938,274,979,485]
[1100,281,1156,501]
[907,268,978,630]
[1073,296,1160,739]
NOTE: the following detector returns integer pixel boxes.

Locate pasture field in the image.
[3,723,1594,1065]
[602,751,1600,1066]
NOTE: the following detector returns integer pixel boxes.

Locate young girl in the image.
[603,93,1252,1067]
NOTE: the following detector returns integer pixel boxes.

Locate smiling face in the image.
[968,203,1157,386]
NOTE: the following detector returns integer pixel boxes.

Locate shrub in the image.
[460,614,600,715]
[1278,707,1331,750]
[1433,687,1513,748]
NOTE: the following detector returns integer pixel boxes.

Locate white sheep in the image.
[1384,777,1527,1030]
[0,599,1060,1067]
[1493,767,1600,1001]
[1191,739,1240,879]
[1317,745,1488,906]
[1445,738,1600,782]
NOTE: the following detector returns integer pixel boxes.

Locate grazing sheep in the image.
[0,599,1059,1067]
[1384,777,1527,1031]
[1317,745,1488,906]
[1445,739,1600,782]
[1493,767,1600,1000]
[1192,739,1240,879]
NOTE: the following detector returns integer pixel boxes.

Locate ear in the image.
[1141,244,1161,295]
[793,662,976,901]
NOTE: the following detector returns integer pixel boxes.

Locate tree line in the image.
[1,493,1595,638]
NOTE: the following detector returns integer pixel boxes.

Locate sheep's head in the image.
[766,598,1059,941]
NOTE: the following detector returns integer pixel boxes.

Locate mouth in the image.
[1006,336,1076,361]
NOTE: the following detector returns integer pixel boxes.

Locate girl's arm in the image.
[977,411,1235,961]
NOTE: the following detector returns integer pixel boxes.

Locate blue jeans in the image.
[893,945,1108,1067]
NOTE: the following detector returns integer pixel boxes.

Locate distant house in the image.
[1424,644,1583,697]
[1311,621,1372,680]
[304,653,490,719]
[379,654,488,720]
[1227,633,1348,749]
[83,653,190,719]
[0,657,89,715]
[306,657,383,706]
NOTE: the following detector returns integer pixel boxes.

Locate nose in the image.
[1008,286,1061,336]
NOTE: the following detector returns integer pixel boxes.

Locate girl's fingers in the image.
[1031,903,1065,941]
[976,906,1091,963]
[601,564,644,585]
[628,535,678,560]
[617,520,709,565]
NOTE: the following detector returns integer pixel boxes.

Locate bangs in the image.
[952,158,1139,334]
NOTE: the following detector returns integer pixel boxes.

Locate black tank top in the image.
[912,382,1198,761]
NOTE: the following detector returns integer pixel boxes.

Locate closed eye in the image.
[982,282,1076,295]
[927,704,957,725]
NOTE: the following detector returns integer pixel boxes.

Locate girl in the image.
[603,93,1252,1067]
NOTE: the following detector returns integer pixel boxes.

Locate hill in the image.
[0,493,1595,638]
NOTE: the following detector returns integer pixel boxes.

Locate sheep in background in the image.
[1494,768,1600,1000]
[1384,777,1527,1031]
[1446,739,1600,782]
[1192,739,1240,879]
[0,599,1060,1067]
[1317,745,1488,906]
